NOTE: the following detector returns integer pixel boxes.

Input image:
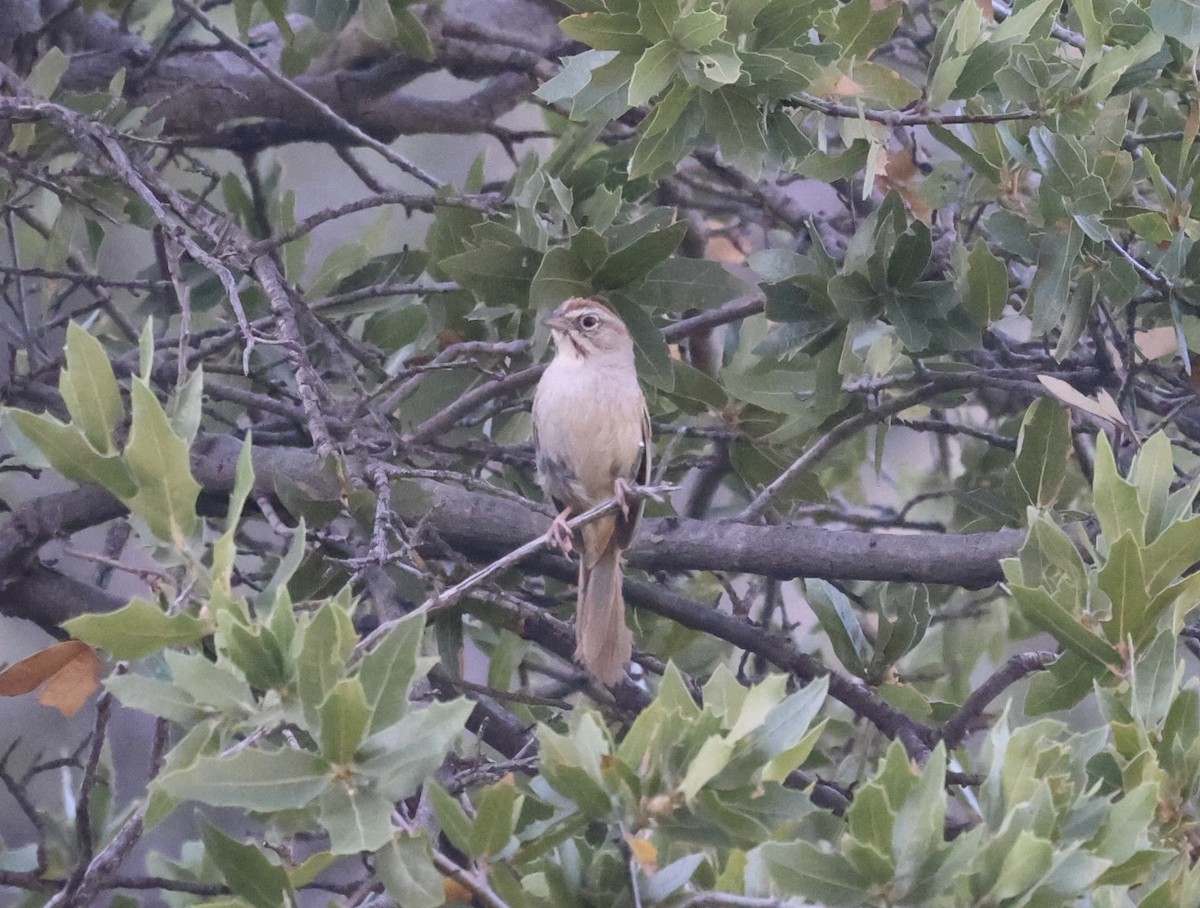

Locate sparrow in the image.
[532,298,650,685]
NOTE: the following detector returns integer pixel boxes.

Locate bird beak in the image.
[544,314,570,332]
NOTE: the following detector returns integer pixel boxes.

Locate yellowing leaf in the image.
[625,831,658,872]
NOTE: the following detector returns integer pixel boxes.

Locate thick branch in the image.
[0,435,1021,635]
[420,481,1021,589]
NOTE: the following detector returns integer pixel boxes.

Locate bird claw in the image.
[548,509,574,553]
[614,477,637,520]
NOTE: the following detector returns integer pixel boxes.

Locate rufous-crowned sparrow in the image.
[532,298,650,685]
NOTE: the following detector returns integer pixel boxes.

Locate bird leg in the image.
[613,477,637,520]
[548,507,574,553]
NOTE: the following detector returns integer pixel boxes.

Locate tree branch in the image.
[940,651,1058,748]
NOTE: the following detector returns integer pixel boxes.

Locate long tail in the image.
[576,530,632,685]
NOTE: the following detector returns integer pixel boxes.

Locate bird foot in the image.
[614,477,637,520]
[548,508,574,553]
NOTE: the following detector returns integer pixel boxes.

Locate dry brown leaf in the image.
[877,146,934,223]
[443,878,475,902]
[0,640,93,696]
[1135,326,1179,361]
[0,640,103,718]
[38,646,102,717]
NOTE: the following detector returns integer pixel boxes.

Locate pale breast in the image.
[533,355,646,508]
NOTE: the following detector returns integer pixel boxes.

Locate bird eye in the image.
[580,314,600,330]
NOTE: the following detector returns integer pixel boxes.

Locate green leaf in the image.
[218,611,289,691]
[674,9,726,50]
[470,778,522,859]
[560,12,646,51]
[26,47,69,97]
[572,52,639,121]
[61,322,123,454]
[755,840,869,905]
[986,830,1053,901]
[167,364,204,445]
[428,781,475,857]
[832,0,902,60]
[830,272,882,321]
[1025,651,1095,713]
[1098,533,1149,646]
[629,83,702,178]
[1006,398,1071,509]
[530,246,595,308]
[887,225,931,290]
[1093,433,1144,546]
[1143,514,1200,596]
[893,745,946,892]
[805,579,870,675]
[358,611,427,733]
[164,650,252,712]
[258,520,308,613]
[634,257,752,309]
[638,0,679,42]
[1149,0,1200,49]
[65,598,206,660]
[608,295,673,389]
[317,783,395,854]
[682,42,743,86]
[681,736,735,801]
[359,699,474,800]
[213,435,255,592]
[595,221,687,289]
[963,239,1009,324]
[393,7,435,61]
[361,0,397,39]
[439,242,541,306]
[644,854,706,902]
[320,678,371,765]
[1130,431,1174,542]
[629,40,680,106]
[124,379,201,546]
[1053,268,1097,360]
[103,674,204,723]
[298,602,354,719]
[1128,631,1179,730]
[6,410,136,498]
[157,748,331,811]
[376,832,446,908]
[700,86,768,179]
[1008,583,1121,668]
[535,49,610,105]
[202,821,290,908]
[1027,220,1084,335]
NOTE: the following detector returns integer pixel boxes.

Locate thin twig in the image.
[940,651,1058,748]
[790,95,1040,126]
[740,384,941,522]
[173,0,444,189]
